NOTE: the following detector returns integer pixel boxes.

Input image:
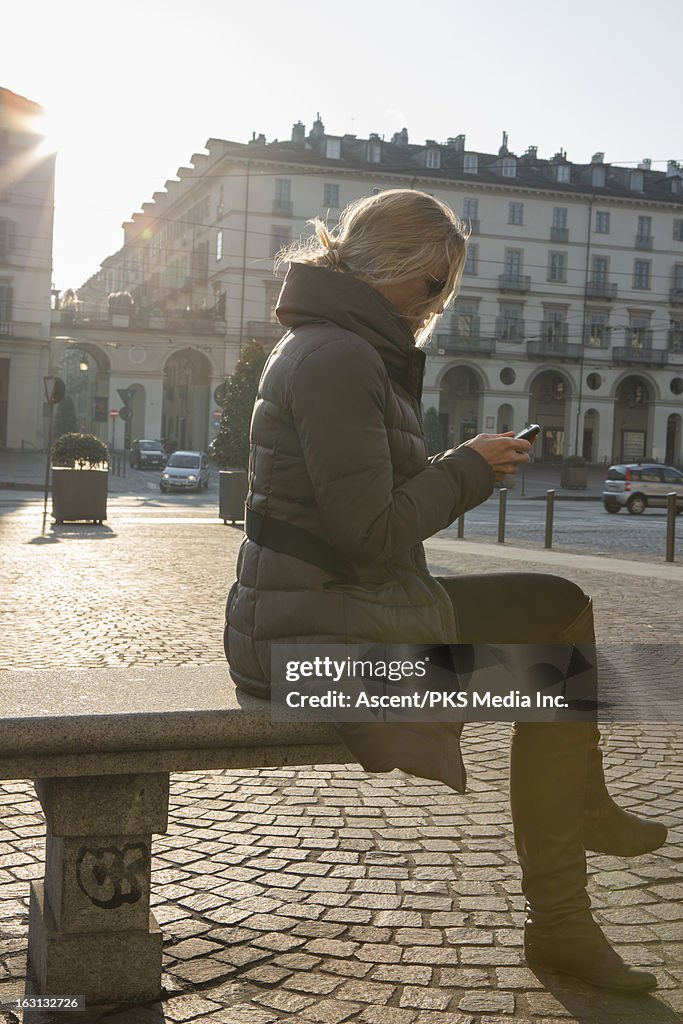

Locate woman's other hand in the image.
[454,432,531,482]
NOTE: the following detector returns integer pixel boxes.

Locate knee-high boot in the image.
[558,599,667,858]
[510,720,657,990]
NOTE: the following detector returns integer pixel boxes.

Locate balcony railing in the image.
[634,234,653,250]
[0,321,13,337]
[613,345,667,365]
[670,287,683,305]
[586,280,617,300]
[498,274,531,293]
[435,333,496,355]
[550,226,569,242]
[246,320,285,345]
[495,316,525,341]
[527,338,583,360]
[272,199,293,216]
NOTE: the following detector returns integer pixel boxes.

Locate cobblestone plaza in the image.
[0,495,681,1023]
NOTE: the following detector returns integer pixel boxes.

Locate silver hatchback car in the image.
[602,463,683,514]
[160,451,210,493]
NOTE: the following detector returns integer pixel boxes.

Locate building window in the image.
[323,183,340,208]
[543,309,568,343]
[548,251,567,282]
[629,313,652,348]
[633,259,651,289]
[555,165,571,183]
[216,230,223,262]
[367,140,381,163]
[463,198,479,222]
[673,263,683,290]
[587,310,609,346]
[463,153,478,174]
[325,138,341,159]
[463,244,478,275]
[592,166,606,188]
[637,215,652,239]
[425,147,441,169]
[0,219,16,259]
[504,248,523,279]
[271,225,292,257]
[552,207,567,229]
[508,202,524,225]
[453,299,479,336]
[674,219,683,241]
[275,178,291,203]
[595,211,610,234]
[216,184,224,220]
[591,256,608,285]
[498,303,523,341]
[630,170,644,191]
[501,157,516,178]
[0,280,13,322]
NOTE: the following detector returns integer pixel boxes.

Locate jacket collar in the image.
[276,263,425,401]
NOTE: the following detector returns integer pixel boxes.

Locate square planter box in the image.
[51,468,109,524]
[219,470,247,525]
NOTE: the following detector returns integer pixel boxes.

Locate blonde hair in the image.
[276,188,469,345]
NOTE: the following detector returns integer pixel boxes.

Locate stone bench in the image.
[0,665,355,1007]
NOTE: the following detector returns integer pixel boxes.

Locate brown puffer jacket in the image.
[226,263,494,790]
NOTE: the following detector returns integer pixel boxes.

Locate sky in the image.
[4,0,682,292]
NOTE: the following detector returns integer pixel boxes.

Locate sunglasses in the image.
[426,273,448,299]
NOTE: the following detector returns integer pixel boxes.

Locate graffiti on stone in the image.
[76,842,148,909]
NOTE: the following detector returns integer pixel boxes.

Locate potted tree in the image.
[210,341,267,525]
[51,432,109,524]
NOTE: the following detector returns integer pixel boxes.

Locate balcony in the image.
[550,226,569,243]
[495,316,525,342]
[435,332,496,356]
[272,199,293,216]
[247,320,285,345]
[613,344,667,365]
[586,280,617,300]
[670,287,683,305]
[498,274,531,294]
[527,338,583,360]
[634,234,653,250]
[0,322,13,337]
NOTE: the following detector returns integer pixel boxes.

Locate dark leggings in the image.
[436,573,588,644]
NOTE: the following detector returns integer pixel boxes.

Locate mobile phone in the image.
[515,424,541,442]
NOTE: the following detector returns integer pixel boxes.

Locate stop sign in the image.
[109,409,118,419]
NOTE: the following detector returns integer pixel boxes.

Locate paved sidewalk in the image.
[0,502,681,1024]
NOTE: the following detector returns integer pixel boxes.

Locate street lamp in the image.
[42,376,66,534]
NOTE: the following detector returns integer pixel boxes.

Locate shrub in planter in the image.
[51,432,109,524]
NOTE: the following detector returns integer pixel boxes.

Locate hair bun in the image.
[323,247,341,269]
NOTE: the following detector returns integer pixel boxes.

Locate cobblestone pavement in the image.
[1,499,682,1024]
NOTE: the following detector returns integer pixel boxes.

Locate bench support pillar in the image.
[28,773,169,1006]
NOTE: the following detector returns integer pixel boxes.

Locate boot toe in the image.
[583,807,668,857]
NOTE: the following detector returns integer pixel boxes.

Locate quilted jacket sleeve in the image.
[289,333,494,564]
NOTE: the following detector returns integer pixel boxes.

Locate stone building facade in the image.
[69,118,683,462]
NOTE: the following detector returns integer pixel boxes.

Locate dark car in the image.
[130,439,167,469]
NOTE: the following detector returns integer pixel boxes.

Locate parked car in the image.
[603,463,683,514]
[160,451,210,492]
[130,439,167,469]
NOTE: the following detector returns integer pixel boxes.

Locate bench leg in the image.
[28,773,169,1007]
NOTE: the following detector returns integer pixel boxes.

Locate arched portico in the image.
[161,348,213,451]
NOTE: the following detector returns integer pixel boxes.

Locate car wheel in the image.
[160,484,167,493]
[627,495,646,515]
[605,506,619,514]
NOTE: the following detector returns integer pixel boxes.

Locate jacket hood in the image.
[276,263,426,400]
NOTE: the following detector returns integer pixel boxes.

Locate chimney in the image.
[447,134,466,152]
[524,145,538,159]
[499,130,509,156]
[311,113,325,137]
[638,158,651,171]
[391,127,409,145]
[666,160,682,177]
[591,152,605,164]
[291,121,305,144]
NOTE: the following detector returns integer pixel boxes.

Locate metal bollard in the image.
[457,514,465,538]
[666,492,677,563]
[498,488,507,544]
[545,489,555,549]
